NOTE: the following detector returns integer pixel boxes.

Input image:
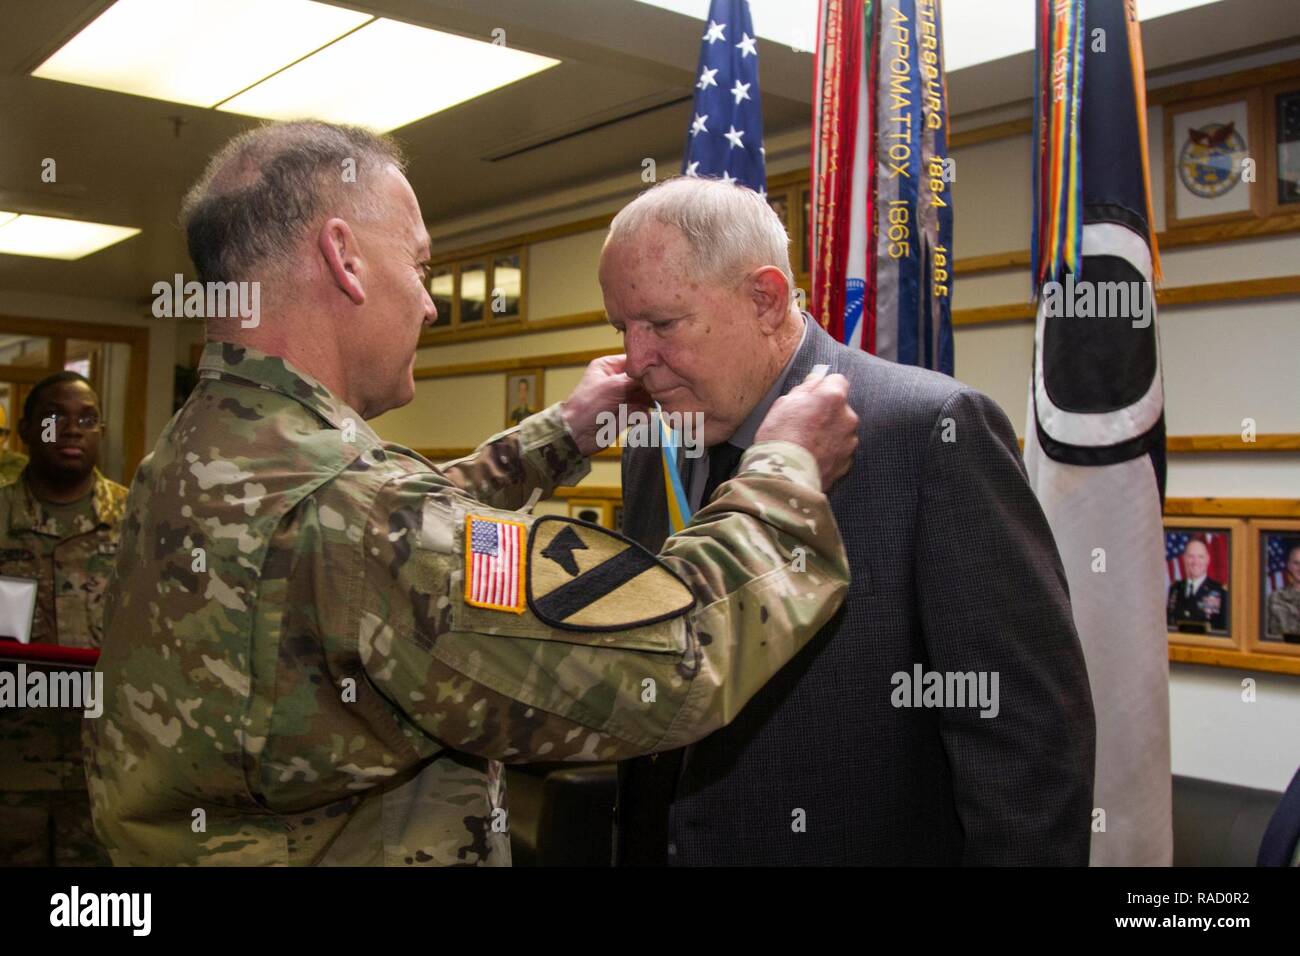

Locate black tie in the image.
[701,442,745,506]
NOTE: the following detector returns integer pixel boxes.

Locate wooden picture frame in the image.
[488,247,528,324]
[458,260,489,326]
[1262,80,1300,217]
[422,246,528,340]
[428,264,454,330]
[504,368,543,429]
[1164,89,1264,229]
[1246,518,1300,657]
[1164,517,1246,650]
[568,498,611,529]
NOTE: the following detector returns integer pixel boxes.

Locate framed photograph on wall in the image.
[1263,82,1300,215]
[1164,517,1246,649]
[1247,519,1300,657]
[504,368,543,429]
[568,499,611,529]
[1164,90,1264,229]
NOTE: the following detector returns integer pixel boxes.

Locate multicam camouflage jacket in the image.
[0,468,128,648]
[85,342,848,866]
[0,468,128,793]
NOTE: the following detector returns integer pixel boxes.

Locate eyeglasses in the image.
[41,413,105,431]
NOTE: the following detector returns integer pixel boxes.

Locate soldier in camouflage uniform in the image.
[0,405,29,486]
[85,121,860,866]
[0,371,125,865]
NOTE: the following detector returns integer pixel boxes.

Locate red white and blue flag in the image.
[466,516,526,613]
[812,0,952,373]
[681,0,766,191]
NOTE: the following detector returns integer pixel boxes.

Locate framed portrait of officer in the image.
[1164,90,1264,229]
[1164,517,1246,649]
[504,369,543,430]
[1247,520,1300,657]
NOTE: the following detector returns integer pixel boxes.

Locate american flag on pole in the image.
[681,0,766,191]
[466,516,526,613]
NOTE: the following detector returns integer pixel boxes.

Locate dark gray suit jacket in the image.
[615,319,1096,865]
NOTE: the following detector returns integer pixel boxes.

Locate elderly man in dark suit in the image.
[600,177,1096,866]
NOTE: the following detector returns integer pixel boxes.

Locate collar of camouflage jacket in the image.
[198,341,380,444]
[9,468,122,538]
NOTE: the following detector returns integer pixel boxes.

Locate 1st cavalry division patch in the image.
[527,516,695,631]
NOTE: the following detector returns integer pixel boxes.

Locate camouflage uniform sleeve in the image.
[357,440,848,762]
[436,402,589,510]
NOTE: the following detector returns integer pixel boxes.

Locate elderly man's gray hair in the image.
[181,120,406,285]
[606,177,795,294]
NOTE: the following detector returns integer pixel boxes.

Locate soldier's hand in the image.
[755,372,859,491]
[560,355,651,457]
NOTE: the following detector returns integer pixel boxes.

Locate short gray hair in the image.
[180,120,406,284]
[606,177,794,293]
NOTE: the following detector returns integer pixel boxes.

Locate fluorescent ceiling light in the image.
[32,0,370,107]
[33,1,559,132]
[634,0,1225,70]
[0,213,140,260]
[218,18,559,131]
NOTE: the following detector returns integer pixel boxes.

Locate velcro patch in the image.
[527,516,694,632]
[464,515,527,613]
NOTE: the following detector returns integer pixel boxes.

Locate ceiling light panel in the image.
[0,213,140,260]
[33,0,371,107]
[217,18,560,132]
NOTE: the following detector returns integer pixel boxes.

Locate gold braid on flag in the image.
[1124,0,1163,283]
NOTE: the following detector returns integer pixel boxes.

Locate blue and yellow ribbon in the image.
[657,403,693,534]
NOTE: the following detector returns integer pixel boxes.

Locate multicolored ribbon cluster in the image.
[1031,0,1087,289]
[812,0,953,374]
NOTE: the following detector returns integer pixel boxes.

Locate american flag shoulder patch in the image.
[464,514,527,613]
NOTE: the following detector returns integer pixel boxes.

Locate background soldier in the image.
[0,371,125,865]
[85,121,859,866]
[1266,543,1300,639]
[0,405,29,486]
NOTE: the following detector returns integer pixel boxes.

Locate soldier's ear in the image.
[318,218,365,306]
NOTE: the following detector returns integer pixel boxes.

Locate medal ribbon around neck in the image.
[657,402,693,534]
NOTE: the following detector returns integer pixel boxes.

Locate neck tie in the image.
[701,442,745,506]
